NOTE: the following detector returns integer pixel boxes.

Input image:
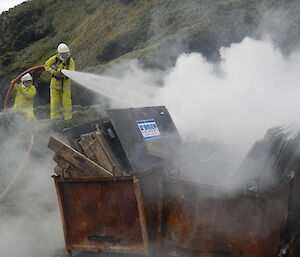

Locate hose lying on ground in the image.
[0,132,34,202]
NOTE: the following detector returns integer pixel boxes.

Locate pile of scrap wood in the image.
[48,135,115,178]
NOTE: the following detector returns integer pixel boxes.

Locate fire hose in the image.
[4,65,44,111]
[1,66,43,202]
[0,132,34,202]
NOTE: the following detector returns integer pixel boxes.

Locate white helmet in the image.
[57,43,70,61]
[21,73,33,82]
[57,43,70,53]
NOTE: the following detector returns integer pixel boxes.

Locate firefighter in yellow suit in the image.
[44,43,75,120]
[13,73,36,121]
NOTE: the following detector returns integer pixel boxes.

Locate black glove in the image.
[53,69,64,78]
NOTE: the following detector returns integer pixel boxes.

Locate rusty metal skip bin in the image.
[49,106,299,257]
[53,176,152,255]
[50,106,175,256]
[161,179,289,257]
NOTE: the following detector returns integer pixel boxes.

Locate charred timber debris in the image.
[48,106,300,257]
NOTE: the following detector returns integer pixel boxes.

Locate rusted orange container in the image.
[54,174,288,257]
[54,171,163,257]
[161,179,289,257]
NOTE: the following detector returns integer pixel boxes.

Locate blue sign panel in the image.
[137,119,161,140]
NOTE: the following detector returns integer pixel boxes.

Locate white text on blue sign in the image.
[137,119,161,140]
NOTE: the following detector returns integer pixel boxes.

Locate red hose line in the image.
[4,65,45,111]
[1,66,43,201]
[0,133,34,202]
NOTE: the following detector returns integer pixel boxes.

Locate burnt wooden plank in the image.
[78,134,101,165]
[48,136,113,177]
[51,140,97,177]
[92,132,115,171]
[78,132,123,176]
[94,131,123,176]
[53,154,66,176]
[53,154,82,178]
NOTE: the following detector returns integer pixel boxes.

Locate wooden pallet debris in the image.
[49,136,113,177]
[78,131,122,176]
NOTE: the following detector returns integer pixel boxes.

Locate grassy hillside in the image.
[0,0,299,106]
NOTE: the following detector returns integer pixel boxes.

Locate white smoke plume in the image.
[63,37,300,159]
[0,119,64,257]
[157,37,300,152]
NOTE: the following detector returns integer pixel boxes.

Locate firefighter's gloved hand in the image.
[53,69,64,78]
[14,84,22,90]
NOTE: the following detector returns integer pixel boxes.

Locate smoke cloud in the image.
[63,37,300,158]
[157,37,300,152]
[0,118,64,257]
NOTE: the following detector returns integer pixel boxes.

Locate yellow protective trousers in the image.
[44,54,75,120]
[50,87,72,120]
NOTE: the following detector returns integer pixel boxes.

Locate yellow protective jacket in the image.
[44,55,75,90]
[13,83,36,111]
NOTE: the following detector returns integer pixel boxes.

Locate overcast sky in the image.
[0,0,26,14]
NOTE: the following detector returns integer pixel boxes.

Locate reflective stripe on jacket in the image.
[44,55,75,90]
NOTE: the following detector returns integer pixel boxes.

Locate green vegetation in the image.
[0,0,299,107]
